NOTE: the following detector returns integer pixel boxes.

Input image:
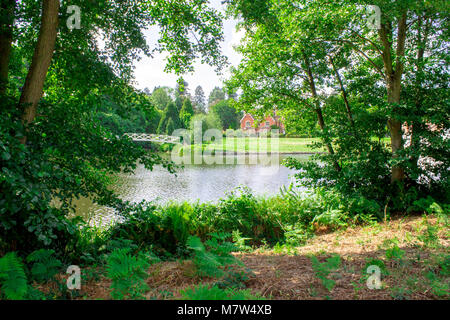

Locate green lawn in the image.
[180,137,391,154]
[183,137,325,154]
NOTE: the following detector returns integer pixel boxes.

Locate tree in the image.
[210,100,240,130]
[189,113,222,141]
[179,98,194,129]
[175,79,190,99]
[0,0,15,94]
[225,0,448,201]
[158,102,180,134]
[165,117,175,135]
[0,0,227,252]
[174,95,183,113]
[193,85,206,113]
[13,0,227,138]
[151,87,172,111]
[208,86,226,108]
[19,0,60,135]
[283,0,446,184]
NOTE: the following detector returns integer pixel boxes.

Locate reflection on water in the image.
[72,153,310,225]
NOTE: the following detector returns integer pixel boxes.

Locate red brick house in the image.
[240,111,285,134]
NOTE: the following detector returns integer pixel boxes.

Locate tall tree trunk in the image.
[329,55,355,130]
[303,54,341,172]
[0,0,15,94]
[19,0,59,140]
[378,11,407,183]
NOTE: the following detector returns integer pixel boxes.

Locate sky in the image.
[133,1,244,98]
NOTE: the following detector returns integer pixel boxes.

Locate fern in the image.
[26,249,63,283]
[106,248,151,300]
[187,234,241,278]
[0,252,28,300]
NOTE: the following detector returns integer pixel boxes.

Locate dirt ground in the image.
[49,215,449,300]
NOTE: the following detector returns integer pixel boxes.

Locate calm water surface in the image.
[73,153,310,225]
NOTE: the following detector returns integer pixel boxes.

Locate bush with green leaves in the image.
[0,252,28,300]
[215,187,283,244]
[108,201,200,256]
[106,248,156,300]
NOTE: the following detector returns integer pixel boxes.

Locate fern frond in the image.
[0,252,28,300]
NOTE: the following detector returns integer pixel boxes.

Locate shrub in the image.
[215,187,283,244]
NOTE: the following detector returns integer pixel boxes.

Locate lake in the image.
[73,153,310,225]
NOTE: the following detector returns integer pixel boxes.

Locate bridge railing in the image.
[124,133,181,144]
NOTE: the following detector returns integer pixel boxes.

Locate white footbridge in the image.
[124,133,181,144]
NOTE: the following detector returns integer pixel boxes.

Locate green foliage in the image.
[215,265,254,290]
[180,284,262,300]
[109,202,198,256]
[227,0,449,208]
[408,196,446,216]
[209,99,240,130]
[312,208,348,230]
[417,221,440,248]
[208,87,226,107]
[383,239,406,263]
[0,252,28,300]
[310,254,341,292]
[179,98,194,129]
[215,187,283,244]
[186,233,241,278]
[151,87,173,111]
[231,230,252,252]
[107,186,384,258]
[424,264,450,298]
[165,118,175,135]
[106,248,152,300]
[26,249,63,283]
[189,113,223,142]
[282,224,308,247]
[364,259,388,277]
[158,102,181,133]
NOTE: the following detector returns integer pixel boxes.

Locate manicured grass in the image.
[180,137,392,154]
[184,137,325,154]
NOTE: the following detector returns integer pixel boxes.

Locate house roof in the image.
[240,113,254,123]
